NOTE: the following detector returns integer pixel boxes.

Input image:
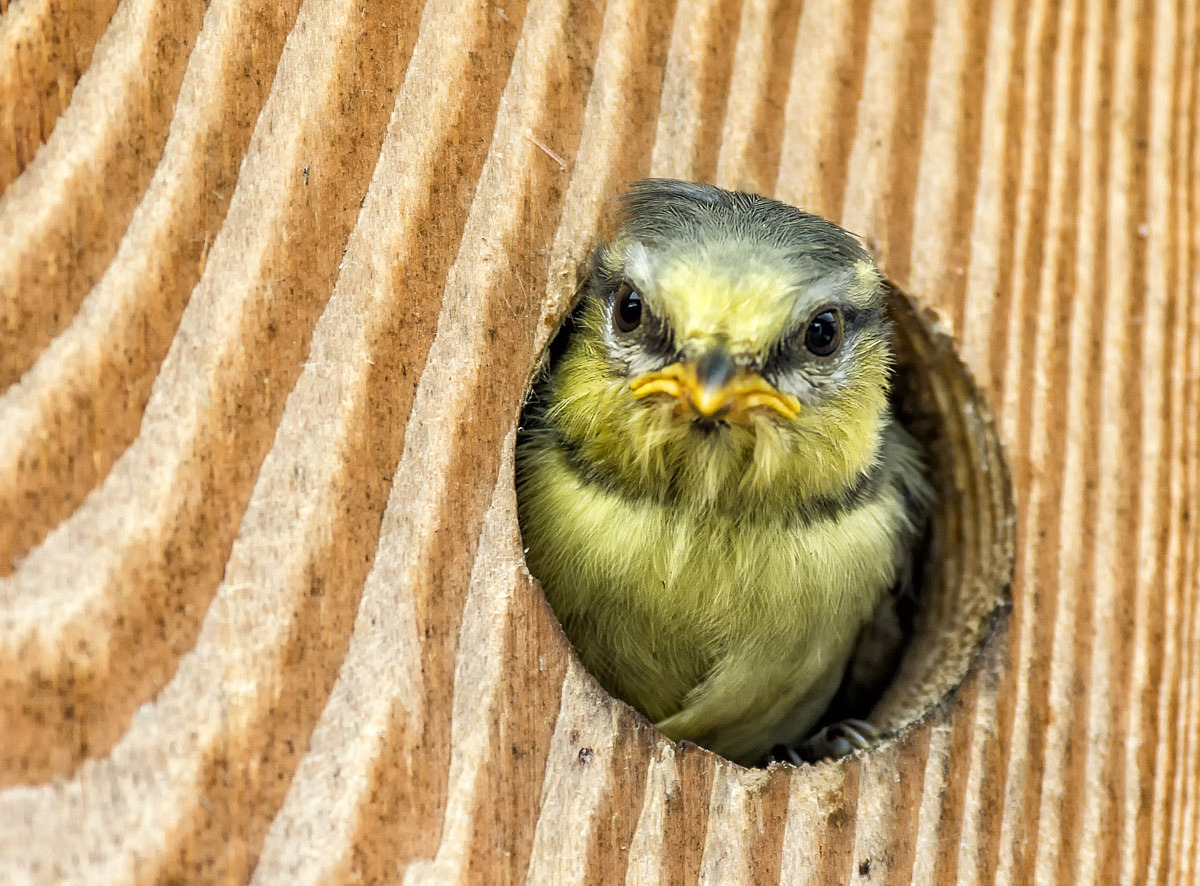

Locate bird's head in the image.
[546,180,895,512]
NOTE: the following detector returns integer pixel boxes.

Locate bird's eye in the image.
[613,282,643,333]
[804,309,843,357]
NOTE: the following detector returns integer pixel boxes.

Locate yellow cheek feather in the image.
[518,424,911,763]
[544,298,888,514]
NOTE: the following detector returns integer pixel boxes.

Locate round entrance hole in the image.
[516,266,1015,765]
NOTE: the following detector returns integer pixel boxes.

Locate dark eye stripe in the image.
[840,302,883,334]
[600,281,675,365]
[759,301,880,378]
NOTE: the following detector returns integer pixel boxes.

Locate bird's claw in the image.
[796,718,882,761]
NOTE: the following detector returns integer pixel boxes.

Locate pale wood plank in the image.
[0,0,1195,883]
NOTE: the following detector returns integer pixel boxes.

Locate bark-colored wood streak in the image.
[0,0,118,190]
[0,0,419,785]
[0,0,208,390]
[1,1,1197,883]
[0,0,303,575]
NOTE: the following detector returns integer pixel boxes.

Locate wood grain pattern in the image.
[0,0,1196,883]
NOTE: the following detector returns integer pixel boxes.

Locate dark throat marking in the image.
[544,417,892,527]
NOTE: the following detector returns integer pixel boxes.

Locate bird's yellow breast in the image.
[518,435,908,762]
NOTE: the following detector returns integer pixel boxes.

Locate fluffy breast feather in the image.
[517,426,917,762]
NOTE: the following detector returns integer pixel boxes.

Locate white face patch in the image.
[621,241,660,297]
[786,268,857,327]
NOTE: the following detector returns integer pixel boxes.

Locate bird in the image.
[516,179,931,766]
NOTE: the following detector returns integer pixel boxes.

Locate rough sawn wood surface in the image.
[0,0,1197,883]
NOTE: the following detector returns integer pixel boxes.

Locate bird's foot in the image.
[790,718,881,763]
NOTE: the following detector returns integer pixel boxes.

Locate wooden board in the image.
[0,0,1197,882]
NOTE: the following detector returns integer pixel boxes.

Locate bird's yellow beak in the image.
[629,350,801,423]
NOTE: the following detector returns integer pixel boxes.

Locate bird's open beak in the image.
[629,349,801,422]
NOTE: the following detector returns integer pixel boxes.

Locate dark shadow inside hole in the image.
[852,286,1013,743]
[801,290,946,748]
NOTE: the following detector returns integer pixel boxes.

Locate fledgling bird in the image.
[516,179,931,765]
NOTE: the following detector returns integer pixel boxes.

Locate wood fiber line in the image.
[774,761,835,885]
[689,0,743,186]
[995,0,1058,439]
[650,0,743,183]
[0,0,119,189]
[334,2,606,880]
[1022,0,1092,878]
[241,4,532,882]
[459,567,571,886]
[701,769,755,884]
[1156,111,1195,876]
[837,0,928,260]
[656,742,717,886]
[875,0,935,288]
[929,643,999,886]
[1151,11,1200,881]
[1177,40,1200,880]
[0,0,302,575]
[968,3,1036,868]
[943,0,992,337]
[713,0,802,195]
[695,766,783,884]
[906,0,991,336]
[1178,500,1200,881]
[1037,0,1113,880]
[1153,11,1189,871]
[773,0,874,219]
[956,0,1018,395]
[0,0,208,390]
[906,716,952,886]
[971,632,1018,886]
[1172,474,1200,886]
[0,0,418,787]
[1172,92,1200,880]
[623,746,674,886]
[977,0,1032,404]
[1077,2,1156,882]
[811,761,862,884]
[520,667,632,885]
[573,710,651,885]
[1128,1,1180,874]
[745,769,791,884]
[1131,7,1184,883]
[988,0,1076,880]
[843,733,927,886]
